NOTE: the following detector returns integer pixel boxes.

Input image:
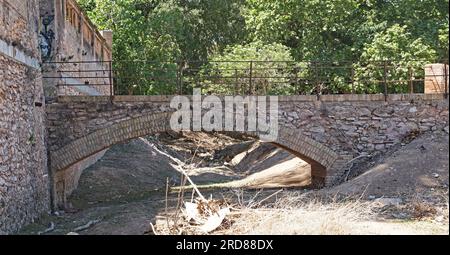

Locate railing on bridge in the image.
[42,59,449,98]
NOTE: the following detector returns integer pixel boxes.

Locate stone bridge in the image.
[46,93,449,206]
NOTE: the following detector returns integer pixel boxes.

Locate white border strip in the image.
[0,38,40,69]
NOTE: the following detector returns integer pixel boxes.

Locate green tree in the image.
[199,41,297,95]
[77,0,97,12]
[244,0,364,61]
[78,0,448,95]
[80,0,247,94]
[354,25,437,93]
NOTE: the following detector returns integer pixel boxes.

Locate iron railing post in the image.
[444,60,448,99]
[248,61,253,95]
[180,62,184,95]
[294,65,299,95]
[234,68,238,95]
[408,66,414,94]
[351,65,355,94]
[109,61,113,101]
[314,61,320,100]
[383,60,388,101]
[176,61,181,95]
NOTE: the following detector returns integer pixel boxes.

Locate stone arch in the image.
[50,112,349,188]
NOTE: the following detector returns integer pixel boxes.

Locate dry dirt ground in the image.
[221,129,449,235]
[18,130,449,235]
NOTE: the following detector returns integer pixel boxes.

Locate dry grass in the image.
[153,189,449,235]
[216,191,449,235]
[219,192,375,235]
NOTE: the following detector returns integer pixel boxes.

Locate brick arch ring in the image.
[50,112,351,187]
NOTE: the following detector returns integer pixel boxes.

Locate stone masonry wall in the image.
[46,94,448,202]
[47,94,449,158]
[38,0,112,209]
[0,0,50,234]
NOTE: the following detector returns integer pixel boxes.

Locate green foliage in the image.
[77,0,97,13]
[244,0,364,60]
[200,41,296,95]
[81,0,246,95]
[77,0,448,95]
[354,25,437,93]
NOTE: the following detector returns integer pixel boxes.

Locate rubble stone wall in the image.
[0,0,49,234]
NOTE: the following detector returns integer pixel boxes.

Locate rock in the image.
[408,107,417,113]
[375,144,385,150]
[374,197,403,207]
[435,215,444,222]
[393,212,408,219]
[288,112,299,119]
[358,108,372,117]
[444,126,449,134]
[299,110,314,119]
[311,126,325,133]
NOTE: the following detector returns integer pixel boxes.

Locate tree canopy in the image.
[77,0,449,95]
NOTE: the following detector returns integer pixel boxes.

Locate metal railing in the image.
[42,59,449,98]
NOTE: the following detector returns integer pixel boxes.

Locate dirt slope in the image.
[328,129,449,203]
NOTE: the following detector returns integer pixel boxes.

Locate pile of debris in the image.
[150,169,233,235]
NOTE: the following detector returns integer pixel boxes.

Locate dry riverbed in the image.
[18,130,449,235]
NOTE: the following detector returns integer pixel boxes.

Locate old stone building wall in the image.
[0,0,50,234]
[39,0,112,98]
